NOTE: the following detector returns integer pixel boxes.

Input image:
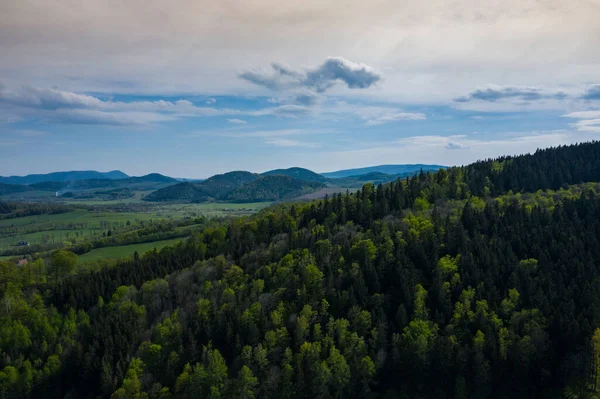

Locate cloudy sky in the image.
[1,0,599,177]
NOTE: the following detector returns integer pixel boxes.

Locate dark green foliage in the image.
[145,172,326,203]
[262,167,328,182]
[0,170,129,185]
[0,201,72,218]
[0,182,34,195]
[30,173,177,193]
[4,142,600,398]
[145,171,258,202]
[225,175,326,202]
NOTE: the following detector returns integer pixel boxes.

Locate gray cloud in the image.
[0,84,105,109]
[582,85,600,100]
[269,90,322,107]
[240,57,381,94]
[266,105,311,118]
[445,141,469,150]
[454,85,568,103]
[0,83,311,125]
[290,91,321,106]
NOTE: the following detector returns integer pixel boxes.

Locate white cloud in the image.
[0,84,105,109]
[365,112,426,126]
[569,118,600,133]
[319,101,427,125]
[206,98,216,104]
[562,110,600,133]
[0,83,314,125]
[1,0,598,105]
[563,111,600,119]
[227,118,247,124]
[265,138,319,148]
[223,128,336,138]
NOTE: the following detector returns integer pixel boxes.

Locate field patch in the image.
[78,238,185,264]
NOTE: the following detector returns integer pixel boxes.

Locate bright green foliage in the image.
[3,142,600,398]
[110,358,148,399]
[403,214,434,238]
[50,249,78,281]
[233,365,258,399]
[437,254,460,277]
[402,319,439,361]
[413,284,429,320]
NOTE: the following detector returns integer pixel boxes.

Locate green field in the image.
[77,238,185,264]
[0,202,272,253]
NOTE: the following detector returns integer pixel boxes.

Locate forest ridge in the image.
[3,142,600,397]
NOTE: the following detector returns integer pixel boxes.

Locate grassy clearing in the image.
[78,238,185,264]
[0,202,272,252]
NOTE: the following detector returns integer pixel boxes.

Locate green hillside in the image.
[6,141,598,398]
[262,167,328,182]
[30,173,177,193]
[0,170,128,185]
[225,175,327,202]
[145,171,259,202]
[145,172,326,203]
[0,182,34,195]
[322,163,446,178]
[7,142,600,398]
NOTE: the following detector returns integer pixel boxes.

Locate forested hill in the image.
[322,164,445,178]
[0,182,34,195]
[262,167,328,182]
[224,175,326,202]
[144,171,327,203]
[144,171,258,202]
[30,173,177,192]
[5,141,600,398]
[0,170,128,185]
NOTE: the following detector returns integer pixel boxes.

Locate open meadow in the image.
[77,237,185,264]
[0,202,272,260]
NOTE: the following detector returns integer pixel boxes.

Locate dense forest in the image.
[224,175,326,202]
[145,173,326,203]
[3,142,600,398]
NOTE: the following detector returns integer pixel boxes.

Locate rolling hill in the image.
[262,167,328,182]
[29,173,177,193]
[322,164,446,178]
[0,183,34,196]
[145,171,326,203]
[0,170,129,185]
[224,175,326,202]
[144,171,259,202]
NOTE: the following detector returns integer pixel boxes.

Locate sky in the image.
[1,0,599,178]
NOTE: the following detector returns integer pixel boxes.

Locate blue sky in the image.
[1,0,599,178]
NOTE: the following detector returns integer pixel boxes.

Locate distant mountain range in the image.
[321,164,446,178]
[0,164,447,203]
[0,170,129,185]
[145,171,326,203]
